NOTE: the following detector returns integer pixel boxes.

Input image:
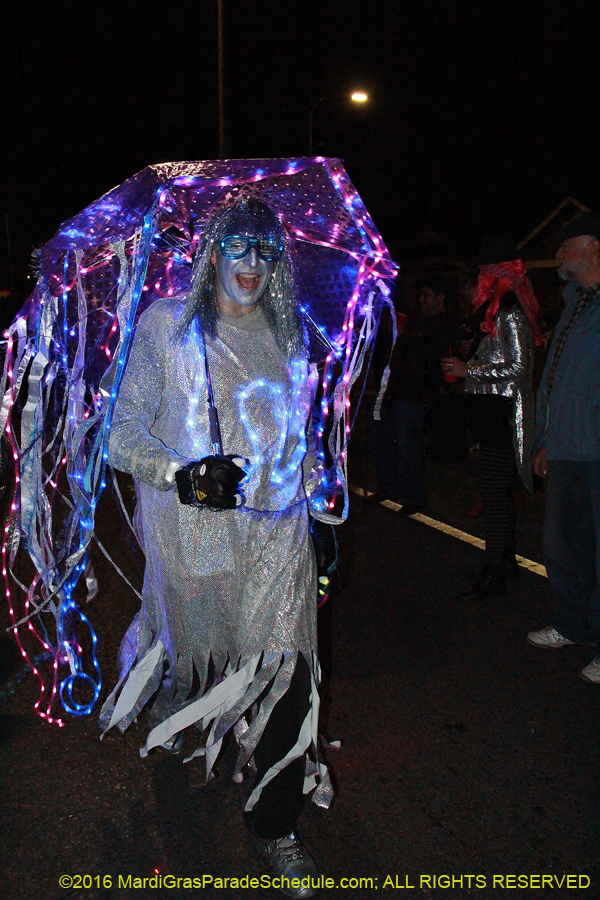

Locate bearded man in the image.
[528,212,600,686]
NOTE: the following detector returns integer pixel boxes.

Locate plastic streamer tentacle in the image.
[2,199,162,720]
[55,208,161,715]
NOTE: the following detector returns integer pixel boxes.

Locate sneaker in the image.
[253,831,318,899]
[581,658,600,684]
[527,625,576,649]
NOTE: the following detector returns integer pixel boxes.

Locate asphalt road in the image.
[1,492,599,900]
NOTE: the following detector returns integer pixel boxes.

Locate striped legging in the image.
[479,447,517,566]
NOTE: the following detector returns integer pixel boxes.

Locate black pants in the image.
[469,396,517,566]
[244,654,311,840]
[479,446,517,566]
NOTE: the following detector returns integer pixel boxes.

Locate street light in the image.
[309,92,369,155]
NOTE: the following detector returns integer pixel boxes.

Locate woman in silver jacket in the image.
[442,235,539,600]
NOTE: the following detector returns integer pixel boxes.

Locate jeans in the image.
[371,399,428,505]
[545,460,600,644]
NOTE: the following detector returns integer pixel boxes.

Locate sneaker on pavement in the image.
[527,625,576,649]
[581,658,600,684]
[253,831,318,899]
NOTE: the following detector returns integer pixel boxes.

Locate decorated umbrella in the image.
[0,157,397,724]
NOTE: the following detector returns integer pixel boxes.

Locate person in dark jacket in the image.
[370,271,457,514]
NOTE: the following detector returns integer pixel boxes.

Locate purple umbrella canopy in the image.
[0,157,397,722]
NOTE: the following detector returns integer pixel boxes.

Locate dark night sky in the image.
[2,0,599,300]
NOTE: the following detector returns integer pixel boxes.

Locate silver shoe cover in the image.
[253,832,318,899]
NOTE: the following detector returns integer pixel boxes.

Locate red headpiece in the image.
[473,259,540,345]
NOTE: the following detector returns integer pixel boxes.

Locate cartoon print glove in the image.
[175,455,247,510]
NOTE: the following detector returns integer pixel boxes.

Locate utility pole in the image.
[217,0,229,158]
[4,212,13,293]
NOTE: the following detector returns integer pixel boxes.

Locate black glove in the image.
[175,455,247,510]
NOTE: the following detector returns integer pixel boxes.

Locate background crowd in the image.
[365,211,600,686]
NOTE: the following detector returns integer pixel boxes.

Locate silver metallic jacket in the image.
[465,306,535,491]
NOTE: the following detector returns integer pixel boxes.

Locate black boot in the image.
[458,564,506,601]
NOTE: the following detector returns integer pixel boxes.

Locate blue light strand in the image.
[57,198,163,716]
[57,595,101,716]
[236,359,308,489]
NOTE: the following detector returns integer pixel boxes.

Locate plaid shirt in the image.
[546,282,600,395]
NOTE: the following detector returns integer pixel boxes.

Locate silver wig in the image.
[179,198,306,361]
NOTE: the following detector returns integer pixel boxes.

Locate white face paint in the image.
[211,243,274,316]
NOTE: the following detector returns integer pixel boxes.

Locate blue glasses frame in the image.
[219,235,284,262]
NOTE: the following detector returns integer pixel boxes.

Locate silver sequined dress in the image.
[100,297,330,807]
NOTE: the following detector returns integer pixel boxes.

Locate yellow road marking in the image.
[350,485,547,578]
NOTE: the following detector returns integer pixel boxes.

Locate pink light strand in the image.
[2,349,62,725]
[4,333,65,726]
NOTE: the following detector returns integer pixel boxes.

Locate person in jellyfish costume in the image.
[0,159,396,897]
[101,196,330,888]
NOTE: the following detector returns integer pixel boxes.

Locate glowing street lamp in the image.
[309,92,370,155]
